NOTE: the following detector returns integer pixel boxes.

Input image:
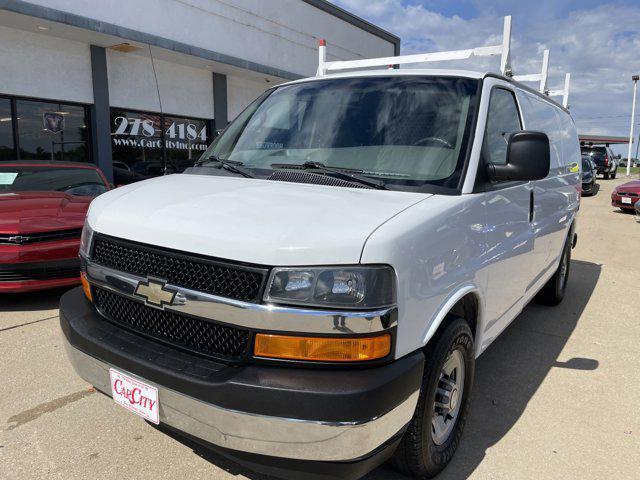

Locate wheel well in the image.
[445,293,479,340]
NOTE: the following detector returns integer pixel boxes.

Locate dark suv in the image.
[580,146,618,179]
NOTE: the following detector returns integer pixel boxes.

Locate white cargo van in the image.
[61,23,580,480]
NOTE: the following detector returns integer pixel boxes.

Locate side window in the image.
[483,88,522,165]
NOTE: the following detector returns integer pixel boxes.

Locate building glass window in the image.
[110,108,210,178]
[16,99,89,161]
[111,109,164,177]
[163,115,209,173]
[0,98,14,161]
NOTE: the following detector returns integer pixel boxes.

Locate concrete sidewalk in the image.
[1,177,639,480]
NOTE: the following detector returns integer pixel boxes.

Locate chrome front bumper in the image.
[64,340,419,462]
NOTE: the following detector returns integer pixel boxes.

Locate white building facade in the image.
[0,0,398,181]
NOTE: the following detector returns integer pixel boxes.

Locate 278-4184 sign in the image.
[113,116,207,141]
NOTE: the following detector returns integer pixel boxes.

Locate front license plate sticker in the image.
[622,197,632,204]
[109,368,159,424]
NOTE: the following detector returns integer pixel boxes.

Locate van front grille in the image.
[91,235,268,303]
[94,288,250,361]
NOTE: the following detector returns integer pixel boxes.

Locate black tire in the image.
[611,170,617,179]
[391,317,475,479]
[536,235,571,306]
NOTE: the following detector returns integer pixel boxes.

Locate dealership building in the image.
[0,0,398,181]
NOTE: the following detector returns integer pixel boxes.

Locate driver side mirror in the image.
[487,131,550,182]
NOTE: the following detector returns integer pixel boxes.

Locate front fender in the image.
[360,193,488,360]
[420,283,485,358]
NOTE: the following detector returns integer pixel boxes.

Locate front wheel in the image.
[611,169,617,179]
[604,172,610,180]
[391,317,475,478]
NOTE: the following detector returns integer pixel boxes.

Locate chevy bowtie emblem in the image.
[8,235,30,244]
[134,278,177,308]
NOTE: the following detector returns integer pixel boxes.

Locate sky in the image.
[332,0,640,156]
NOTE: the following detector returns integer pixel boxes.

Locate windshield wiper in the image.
[270,161,387,190]
[197,156,255,178]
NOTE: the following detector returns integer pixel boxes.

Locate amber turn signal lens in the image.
[254,333,391,362]
[80,272,92,302]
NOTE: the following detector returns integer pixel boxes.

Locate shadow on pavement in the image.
[153,424,275,480]
[153,260,601,480]
[0,286,71,312]
[612,208,636,215]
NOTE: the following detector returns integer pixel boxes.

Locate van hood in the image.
[88,174,429,265]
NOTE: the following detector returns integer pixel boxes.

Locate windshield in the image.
[201,76,479,192]
[0,165,108,196]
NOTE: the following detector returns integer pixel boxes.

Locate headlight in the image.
[264,265,396,309]
[79,221,94,258]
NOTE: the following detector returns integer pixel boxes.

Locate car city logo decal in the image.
[134,278,178,309]
[112,378,157,410]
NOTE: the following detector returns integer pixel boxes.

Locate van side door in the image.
[515,91,579,281]
[477,82,539,344]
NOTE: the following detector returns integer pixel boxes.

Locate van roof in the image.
[281,69,485,86]
[279,69,569,113]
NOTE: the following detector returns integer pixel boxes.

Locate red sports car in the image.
[611,180,640,212]
[0,161,110,293]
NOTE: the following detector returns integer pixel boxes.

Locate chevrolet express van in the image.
[61,68,580,479]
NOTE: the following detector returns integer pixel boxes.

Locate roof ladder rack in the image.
[316,16,513,77]
[513,49,550,93]
[316,16,571,109]
[548,73,571,108]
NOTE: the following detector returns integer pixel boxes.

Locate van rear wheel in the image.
[536,235,571,306]
[391,317,474,478]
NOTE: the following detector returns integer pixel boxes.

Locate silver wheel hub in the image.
[432,350,465,446]
[449,388,459,410]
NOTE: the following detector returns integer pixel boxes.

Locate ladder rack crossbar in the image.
[548,73,571,108]
[513,73,543,82]
[322,45,502,72]
[512,49,549,93]
[317,16,512,77]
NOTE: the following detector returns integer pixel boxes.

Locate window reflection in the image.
[484,89,522,165]
[110,109,210,178]
[16,100,89,161]
[0,98,13,161]
[111,109,163,177]
[206,77,478,189]
[163,115,208,173]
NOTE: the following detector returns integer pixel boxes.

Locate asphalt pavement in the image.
[1,177,639,480]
